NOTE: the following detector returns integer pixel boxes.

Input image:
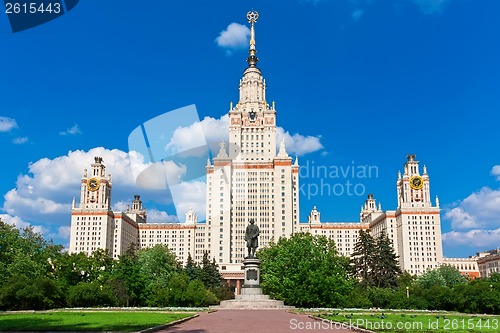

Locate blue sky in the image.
[1,0,499,258]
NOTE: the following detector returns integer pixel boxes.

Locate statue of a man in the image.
[245,219,260,258]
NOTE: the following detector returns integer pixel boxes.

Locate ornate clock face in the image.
[248,111,257,122]
[409,176,424,190]
[87,178,100,192]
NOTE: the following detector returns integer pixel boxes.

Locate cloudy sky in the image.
[1,0,499,258]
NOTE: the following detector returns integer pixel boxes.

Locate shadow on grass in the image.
[0,317,62,332]
[0,316,185,332]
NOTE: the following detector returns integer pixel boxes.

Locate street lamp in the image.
[406,286,410,298]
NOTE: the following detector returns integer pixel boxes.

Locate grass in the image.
[0,311,194,332]
[317,312,500,333]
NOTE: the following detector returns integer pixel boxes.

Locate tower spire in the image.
[246,11,259,67]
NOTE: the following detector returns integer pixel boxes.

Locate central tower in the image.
[228,11,276,162]
[205,12,300,267]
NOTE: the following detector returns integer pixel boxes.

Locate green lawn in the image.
[318,312,500,333]
[0,311,194,332]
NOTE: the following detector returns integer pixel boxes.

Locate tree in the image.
[398,271,417,287]
[186,252,234,302]
[135,244,182,306]
[488,272,500,283]
[67,281,117,307]
[417,265,467,289]
[417,268,447,289]
[0,219,64,310]
[110,247,145,306]
[350,230,376,286]
[438,264,469,287]
[184,253,201,281]
[198,252,222,290]
[455,280,500,314]
[137,244,180,281]
[372,232,401,288]
[258,232,354,307]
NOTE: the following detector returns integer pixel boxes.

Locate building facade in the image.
[69,156,198,264]
[442,257,480,279]
[361,155,444,275]
[477,250,500,278]
[204,12,299,273]
[69,12,487,284]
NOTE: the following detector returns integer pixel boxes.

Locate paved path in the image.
[157,309,358,333]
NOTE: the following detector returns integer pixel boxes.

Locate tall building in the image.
[69,156,115,256]
[69,11,470,285]
[205,11,299,270]
[362,154,443,275]
[69,156,197,262]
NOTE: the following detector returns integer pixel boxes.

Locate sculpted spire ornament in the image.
[277,138,289,157]
[246,11,259,67]
[216,141,228,158]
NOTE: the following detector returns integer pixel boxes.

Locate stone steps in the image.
[211,257,294,309]
[235,294,270,300]
[214,298,293,309]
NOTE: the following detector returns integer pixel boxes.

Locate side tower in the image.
[205,12,300,266]
[395,154,443,274]
[69,157,115,256]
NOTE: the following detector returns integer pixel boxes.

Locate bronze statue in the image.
[245,218,260,258]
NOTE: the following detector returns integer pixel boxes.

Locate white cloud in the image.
[491,165,500,181]
[2,147,151,225]
[444,186,500,230]
[0,116,17,132]
[443,228,500,249]
[112,201,130,212]
[59,124,82,136]
[136,161,187,189]
[215,23,250,51]
[166,115,323,158]
[147,209,179,223]
[0,214,31,229]
[445,207,477,229]
[412,0,449,14]
[166,115,228,157]
[3,189,69,216]
[54,225,71,239]
[12,136,28,144]
[0,213,48,235]
[443,165,500,251]
[276,127,324,156]
[1,147,202,245]
[169,181,206,221]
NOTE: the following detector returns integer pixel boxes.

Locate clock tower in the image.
[80,156,112,210]
[69,156,115,256]
[397,154,432,209]
[395,154,443,274]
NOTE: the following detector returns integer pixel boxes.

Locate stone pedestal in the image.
[214,257,293,309]
[241,257,261,294]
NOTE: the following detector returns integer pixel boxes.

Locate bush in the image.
[67,282,117,307]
